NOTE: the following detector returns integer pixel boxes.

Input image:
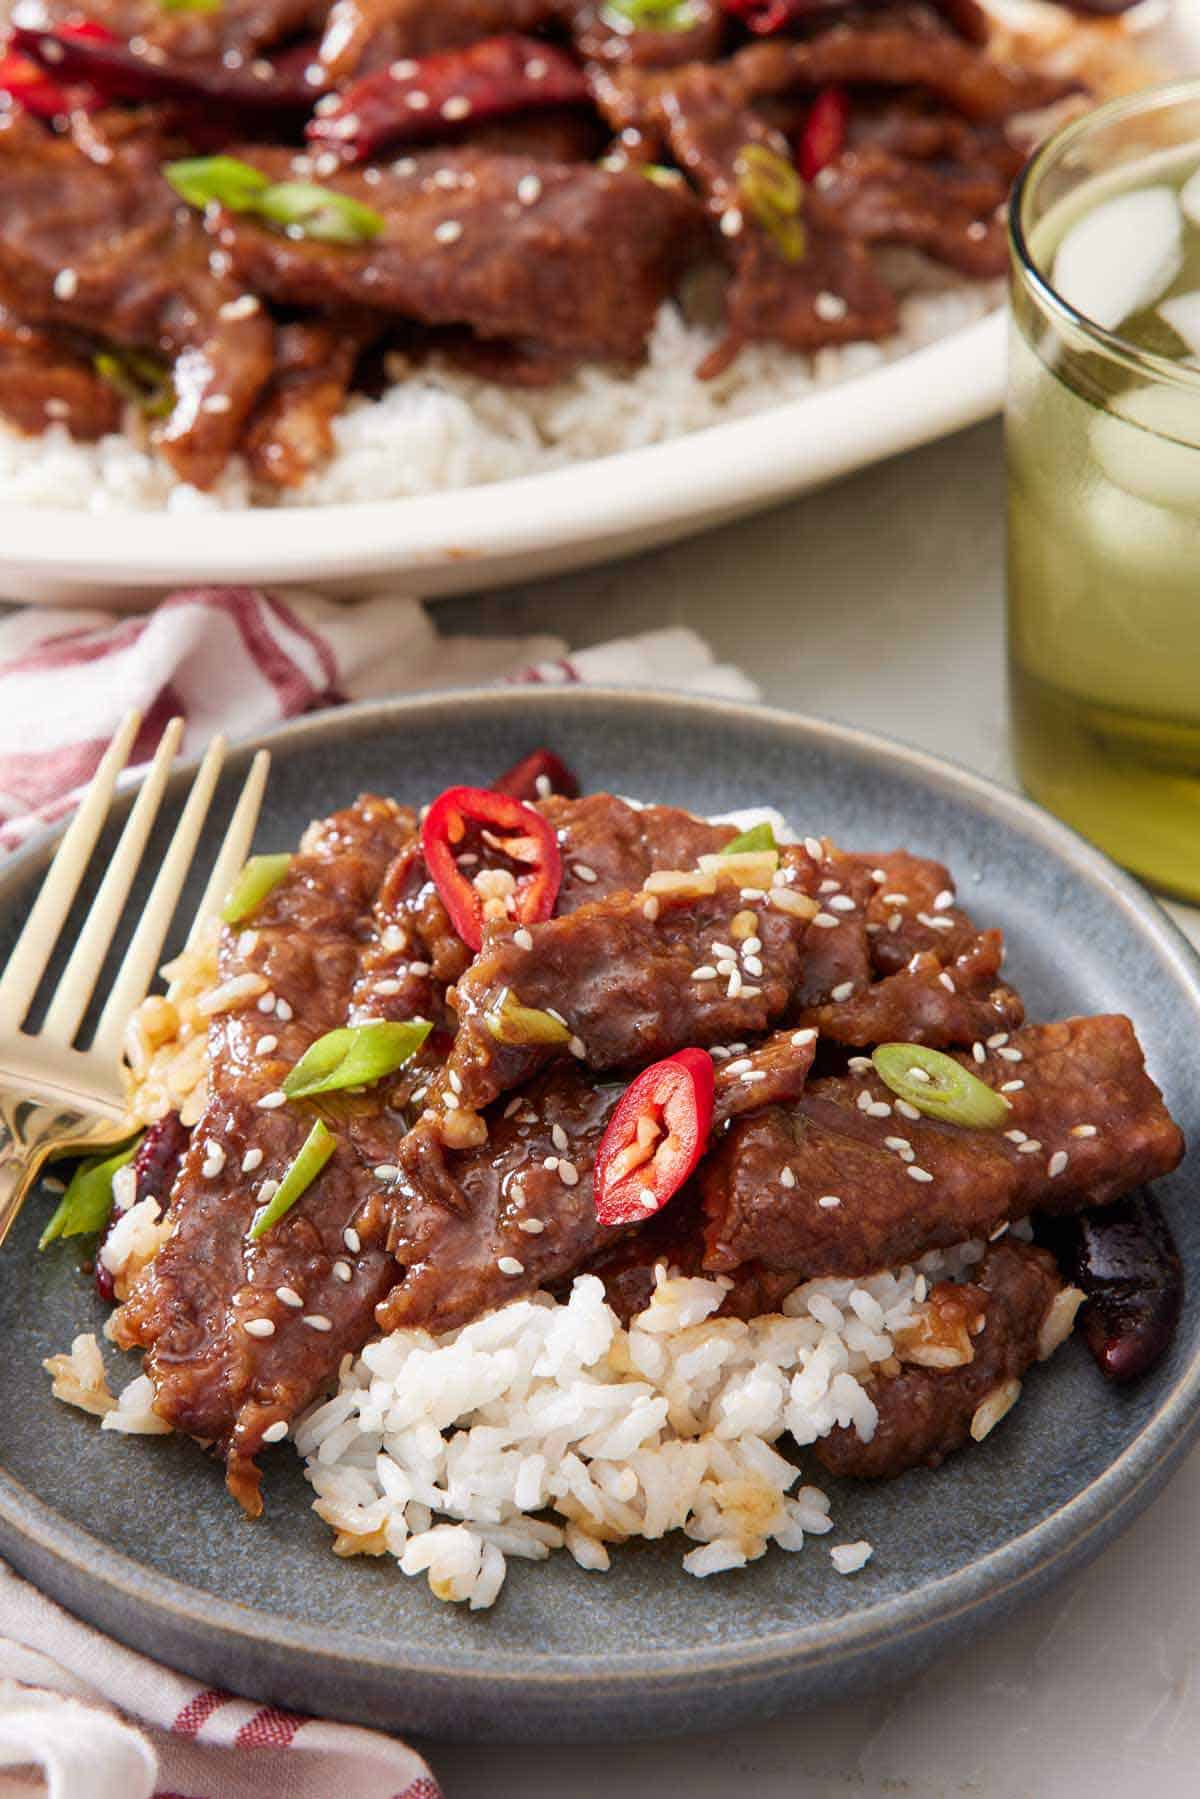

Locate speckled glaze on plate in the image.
[0,688,1197,1744]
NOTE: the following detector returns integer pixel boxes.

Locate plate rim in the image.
[2,683,1198,1695]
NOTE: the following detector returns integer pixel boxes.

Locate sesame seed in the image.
[997,1047,1024,1062]
[972,1043,987,1064]
[1071,1124,1098,1138]
[276,1287,303,1308]
[716,959,738,977]
[201,1146,226,1179]
[244,1318,275,1338]
[987,1033,1010,1049]
[712,942,735,959]
[866,1101,892,1118]
[1048,1151,1069,1177]
[498,1256,524,1276]
[907,1066,932,1083]
[780,1168,796,1188]
[517,173,542,205]
[805,838,823,860]
[442,94,472,119]
[444,1092,460,1110]
[818,1194,841,1209]
[53,267,78,299]
[343,1227,361,1252]
[888,914,903,933]
[390,57,417,77]
[525,56,548,76]
[814,291,848,322]
[793,1029,818,1046]
[882,892,908,907]
[819,879,841,894]
[569,1036,586,1059]
[857,1091,874,1114]
[692,965,717,981]
[257,1035,278,1055]
[812,913,840,930]
[262,1420,289,1443]
[275,999,293,1022]
[374,1164,399,1180]
[333,1259,353,1281]
[503,1098,522,1119]
[1007,1129,1029,1144]
[933,889,955,912]
[448,1070,463,1095]
[1001,1080,1025,1093]
[831,981,854,1003]
[727,970,743,999]
[828,894,856,913]
[740,888,765,901]
[241,1148,263,1173]
[409,961,432,977]
[743,955,764,978]
[518,1217,545,1234]
[435,219,463,244]
[257,1090,286,1109]
[643,897,660,921]
[257,992,277,1013]
[535,774,552,797]
[1017,1139,1043,1155]
[303,1314,333,1331]
[551,1123,568,1151]
[574,863,598,884]
[559,1161,579,1186]
[374,977,402,996]
[848,1056,873,1074]
[939,973,956,993]
[918,912,955,933]
[720,207,743,237]
[406,89,429,109]
[513,928,534,950]
[907,1166,934,1183]
[895,1099,921,1120]
[201,394,232,414]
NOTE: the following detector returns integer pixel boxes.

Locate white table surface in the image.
[430,417,1200,1799]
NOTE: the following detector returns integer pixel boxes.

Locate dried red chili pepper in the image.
[421,784,562,953]
[12,17,314,114]
[492,748,581,804]
[0,47,94,117]
[797,85,848,181]
[306,34,588,160]
[594,1048,715,1227]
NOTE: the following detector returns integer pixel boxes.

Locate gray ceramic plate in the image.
[0,689,1196,1744]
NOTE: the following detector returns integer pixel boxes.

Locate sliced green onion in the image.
[255,181,385,245]
[165,154,270,213]
[249,1119,336,1240]
[735,143,806,264]
[94,349,174,420]
[721,821,777,856]
[640,163,685,188]
[158,0,221,13]
[602,0,696,31]
[484,990,571,1046]
[221,853,292,925]
[39,1138,140,1250]
[282,1019,432,1098]
[872,1044,1012,1129]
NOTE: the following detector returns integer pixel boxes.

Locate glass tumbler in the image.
[1007,81,1200,902]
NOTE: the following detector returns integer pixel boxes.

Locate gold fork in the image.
[0,712,270,1248]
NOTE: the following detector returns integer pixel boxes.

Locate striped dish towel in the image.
[0,587,757,856]
[0,584,757,1798]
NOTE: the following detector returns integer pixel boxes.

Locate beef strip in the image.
[242,317,366,488]
[25,0,325,65]
[0,308,121,440]
[211,146,704,361]
[377,1023,815,1332]
[808,143,1010,277]
[0,112,274,488]
[814,1241,1064,1477]
[649,66,898,358]
[456,106,606,162]
[795,928,1024,1048]
[315,0,558,80]
[419,861,819,1124]
[542,792,736,910]
[113,795,416,1515]
[701,1014,1185,1281]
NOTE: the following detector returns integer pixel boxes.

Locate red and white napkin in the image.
[0,584,757,1796]
[0,587,757,855]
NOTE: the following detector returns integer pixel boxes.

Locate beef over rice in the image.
[42,756,1185,1607]
[0,0,1158,512]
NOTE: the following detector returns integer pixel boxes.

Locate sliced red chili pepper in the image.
[421,784,562,953]
[306,35,588,161]
[0,48,94,117]
[12,18,315,115]
[493,748,581,804]
[594,1048,715,1228]
[797,85,848,182]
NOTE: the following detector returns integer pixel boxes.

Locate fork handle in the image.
[0,1090,130,1250]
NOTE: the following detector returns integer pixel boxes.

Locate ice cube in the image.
[1052,186,1183,331]
[1090,383,1200,510]
[1179,164,1200,228]
[1158,290,1200,357]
